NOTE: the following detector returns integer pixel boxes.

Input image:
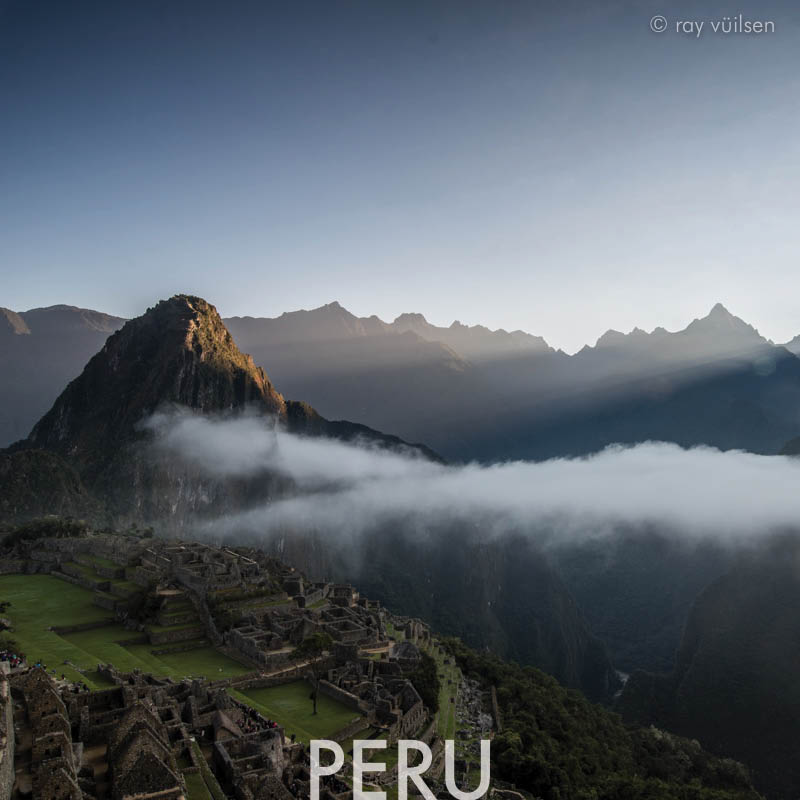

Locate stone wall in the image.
[51,619,114,635]
[316,680,365,714]
[0,678,15,800]
[74,554,125,580]
[225,628,294,670]
[187,591,223,647]
[329,716,370,744]
[109,582,140,599]
[92,592,119,612]
[133,565,159,587]
[232,657,337,691]
[299,586,325,608]
[149,625,205,645]
[55,565,109,592]
[151,640,211,656]
[418,714,438,745]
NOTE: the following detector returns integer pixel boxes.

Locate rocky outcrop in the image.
[28,295,286,469]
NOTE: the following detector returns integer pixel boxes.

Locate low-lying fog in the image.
[144,410,800,543]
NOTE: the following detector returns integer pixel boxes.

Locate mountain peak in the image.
[0,307,31,335]
[687,303,764,342]
[696,302,745,327]
[19,304,125,334]
[780,333,800,356]
[28,294,286,466]
[595,329,626,348]
[707,302,734,319]
[393,312,429,326]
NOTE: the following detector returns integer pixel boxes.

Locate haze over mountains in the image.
[0,305,125,448]
[4,300,800,460]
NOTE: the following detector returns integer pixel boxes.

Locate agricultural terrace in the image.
[0,574,249,687]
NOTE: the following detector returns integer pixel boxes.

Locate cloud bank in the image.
[146,410,800,541]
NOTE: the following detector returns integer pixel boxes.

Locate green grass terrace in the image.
[230,681,364,746]
[0,574,250,688]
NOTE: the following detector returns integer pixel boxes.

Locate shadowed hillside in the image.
[619,535,800,800]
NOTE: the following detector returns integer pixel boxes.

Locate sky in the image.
[1,0,799,353]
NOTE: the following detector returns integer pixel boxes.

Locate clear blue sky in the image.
[1,0,798,352]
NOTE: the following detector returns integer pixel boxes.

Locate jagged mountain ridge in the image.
[226,300,552,359]
[226,302,800,461]
[781,334,800,355]
[4,299,800,460]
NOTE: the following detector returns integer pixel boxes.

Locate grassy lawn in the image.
[81,554,120,570]
[365,734,400,769]
[146,621,202,634]
[107,579,141,595]
[63,561,104,582]
[0,574,250,687]
[182,771,213,800]
[231,681,362,745]
[423,641,460,739]
[385,621,405,641]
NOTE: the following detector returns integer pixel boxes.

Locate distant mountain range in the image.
[4,300,800,459]
[0,305,126,448]
[226,301,800,461]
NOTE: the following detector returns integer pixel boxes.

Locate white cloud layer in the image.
[146,411,800,541]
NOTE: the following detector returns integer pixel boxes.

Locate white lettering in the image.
[353,739,388,800]
[310,740,345,800]
[398,740,436,800]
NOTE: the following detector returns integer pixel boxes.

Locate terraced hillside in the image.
[0,574,249,687]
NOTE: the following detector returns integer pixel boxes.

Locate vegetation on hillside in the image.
[443,638,761,800]
[1,516,89,544]
[407,650,441,713]
[0,449,100,525]
[619,536,800,800]
[552,533,732,673]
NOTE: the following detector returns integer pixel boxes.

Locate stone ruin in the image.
[0,529,487,799]
[3,644,441,800]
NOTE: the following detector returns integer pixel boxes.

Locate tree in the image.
[293,632,334,715]
[408,651,440,712]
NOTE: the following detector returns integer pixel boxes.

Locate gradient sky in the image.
[1,0,798,352]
